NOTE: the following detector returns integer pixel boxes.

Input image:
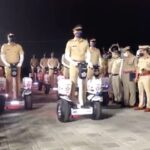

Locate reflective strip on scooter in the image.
[71,107,93,115]
[91,96,103,102]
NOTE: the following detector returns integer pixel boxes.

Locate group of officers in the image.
[61,24,150,112]
[0,24,150,112]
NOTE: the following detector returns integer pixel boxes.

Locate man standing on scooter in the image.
[65,25,90,103]
[40,53,48,73]
[0,33,24,97]
[87,38,102,79]
[30,54,39,76]
[47,52,60,87]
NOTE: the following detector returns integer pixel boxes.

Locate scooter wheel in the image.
[92,101,102,120]
[25,94,32,110]
[57,99,71,122]
[102,92,109,106]
[44,84,50,95]
[0,95,5,113]
[38,82,43,91]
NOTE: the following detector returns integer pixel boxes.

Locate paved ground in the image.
[1,91,150,150]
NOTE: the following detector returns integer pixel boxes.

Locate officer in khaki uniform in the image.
[107,45,116,100]
[65,25,89,102]
[1,33,24,96]
[120,46,137,107]
[61,53,70,78]
[40,53,48,73]
[47,52,60,76]
[30,54,39,74]
[47,52,60,87]
[135,45,150,112]
[87,38,101,79]
[110,46,122,103]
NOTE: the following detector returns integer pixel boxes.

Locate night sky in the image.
[0,0,150,74]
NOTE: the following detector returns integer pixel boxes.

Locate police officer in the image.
[1,33,24,96]
[135,45,150,112]
[61,53,70,78]
[65,25,90,102]
[47,52,60,76]
[109,45,123,104]
[120,46,137,107]
[40,53,48,73]
[30,54,39,75]
[87,38,102,79]
[107,45,116,101]
[47,52,60,87]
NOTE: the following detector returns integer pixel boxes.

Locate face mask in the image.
[8,37,15,43]
[90,42,96,47]
[75,31,82,38]
[139,53,144,57]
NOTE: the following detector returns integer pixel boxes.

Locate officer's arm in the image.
[85,41,92,67]
[40,59,44,68]
[56,59,60,69]
[61,54,69,68]
[17,45,24,67]
[135,58,140,81]
[0,45,10,67]
[65,41,77,66]
[119,59,124,78]
[85,50,93,68]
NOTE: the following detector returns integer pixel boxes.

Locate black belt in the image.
[111,74,119,76]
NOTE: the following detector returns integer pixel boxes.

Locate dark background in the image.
[0,0,150,75]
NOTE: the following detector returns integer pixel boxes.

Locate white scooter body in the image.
[5,77,32,109]
[58,76,103,116]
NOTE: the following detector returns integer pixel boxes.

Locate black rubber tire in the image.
[25,94,32,110]
[102,92,110,106]
[38,82,43,91]
[57,99,71,122]
[92,101,102,120]
[44,84,50,95]
[0,95,5,113]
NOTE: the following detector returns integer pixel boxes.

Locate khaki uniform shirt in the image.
[111,57,122,74]
[40,58,48,68]
[122,55,137,72]
[47,58,59,68]
[87,47,101,65]
[1,43,24,64]
[30,58,39,67]
[65,38,89,62]
[137,56,150,74]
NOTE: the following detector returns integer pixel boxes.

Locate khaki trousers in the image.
[121,73,136,106]
[69,64,86,102]
[87,67,94,80]
[111,75,122,102]
[62,66,69,79]
[138,75,150,108]
[5,67,21,97]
